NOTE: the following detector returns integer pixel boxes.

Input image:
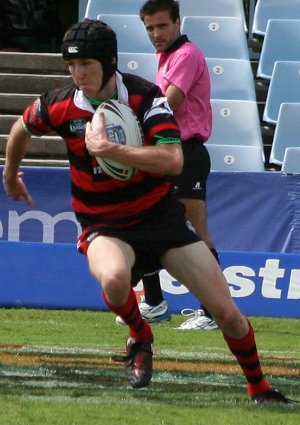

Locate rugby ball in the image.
[91,100,144,181]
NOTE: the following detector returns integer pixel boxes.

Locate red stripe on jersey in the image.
[148,122,181,143]
[128,93,144,116]
[72,181,170,220]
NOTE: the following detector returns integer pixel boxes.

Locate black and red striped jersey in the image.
[23,72,181,228]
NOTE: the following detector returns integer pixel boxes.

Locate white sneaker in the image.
[177,309,218,330]
[116,299,171,325]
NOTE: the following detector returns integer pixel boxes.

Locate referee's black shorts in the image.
[168,138,211,200]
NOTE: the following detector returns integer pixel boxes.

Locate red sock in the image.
[103,288,153,342]
[223,320,270,397]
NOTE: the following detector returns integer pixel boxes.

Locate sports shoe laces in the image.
[180,308,204,318]
[112,338,153,363]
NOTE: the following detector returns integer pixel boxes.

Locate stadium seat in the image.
[269,103,300,165]
[208,100,264,156]
[257,19,300,80]
[119,57,257,98]
[79,0,88,20]
[96,14,154,53]
[85,0,246,25]
[206,144,265,172]
[206,58,256,101]
[117,52,157,82]
[263,61,300,124]
[281,147,300,174]
[252,0,300,36]
[85,0,145,18]
[179,0,247,30]
[181,16,249,60]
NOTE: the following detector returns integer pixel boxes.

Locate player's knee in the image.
[214,304,242,329]
[99,268,130,293]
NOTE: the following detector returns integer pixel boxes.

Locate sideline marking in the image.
[0,350,299,376]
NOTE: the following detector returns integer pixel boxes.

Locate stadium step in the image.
[0,73,72,94]
[0,51,69,166]
[0,115,58,136]
[0,134,67,158]
[0,51,68,74]
[0,93,37,114]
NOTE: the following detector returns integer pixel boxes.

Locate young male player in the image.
[3,19,292,403]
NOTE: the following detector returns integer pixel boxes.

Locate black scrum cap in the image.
[62,20,118,89]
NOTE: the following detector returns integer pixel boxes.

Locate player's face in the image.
[143,10,181,52]
[67,58,104,97]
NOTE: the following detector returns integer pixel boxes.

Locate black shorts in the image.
[168,138,211,200]
[78,196,200,285]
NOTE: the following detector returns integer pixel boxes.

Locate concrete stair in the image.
[0,73,71,94]
[0,93,37,114]
[0,52,70,166]
[0,51,68,74]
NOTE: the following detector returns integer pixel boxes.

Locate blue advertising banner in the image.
[0,241,298,318]
[1,166,300,253]
[0,166,299,317]
[0,167,80,244]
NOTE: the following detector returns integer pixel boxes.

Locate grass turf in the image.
[0,309,299,424]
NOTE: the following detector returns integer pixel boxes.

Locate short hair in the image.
[140,0,180,23]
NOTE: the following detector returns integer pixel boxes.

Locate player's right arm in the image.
[2,117,33,205]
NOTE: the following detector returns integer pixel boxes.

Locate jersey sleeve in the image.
[23,95,54,136]
[141,87,181,146]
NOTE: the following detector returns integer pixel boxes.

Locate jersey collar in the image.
[165,34,189,53]
[73,72,128,112]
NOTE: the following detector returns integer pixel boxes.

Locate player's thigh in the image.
[87,235,135,283]
[160,241,230,307]
[161,241,248,336]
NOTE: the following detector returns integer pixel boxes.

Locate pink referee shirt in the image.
[156,39,212,142]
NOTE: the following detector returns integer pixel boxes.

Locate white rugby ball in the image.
[91,99,144,181]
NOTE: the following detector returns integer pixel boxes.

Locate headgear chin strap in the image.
[62,20,118,90]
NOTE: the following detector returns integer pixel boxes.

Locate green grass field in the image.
[0,309,299,424]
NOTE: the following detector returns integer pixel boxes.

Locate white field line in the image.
[4,344,298,362]
[20,394,246,406]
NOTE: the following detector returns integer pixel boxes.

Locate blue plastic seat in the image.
[206,144,265,172]
[252,0,300,36]
[263,61,300,124]
[117,52,157,82]
[85,0,145,18]
[208,100,264,156]
[281,147,300,174]
[257,19,300,80]
[181,16,249,60]
[96,14,154,53]
[270,103,300,165]
[206,58,256,101]
[179,0,247,30]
